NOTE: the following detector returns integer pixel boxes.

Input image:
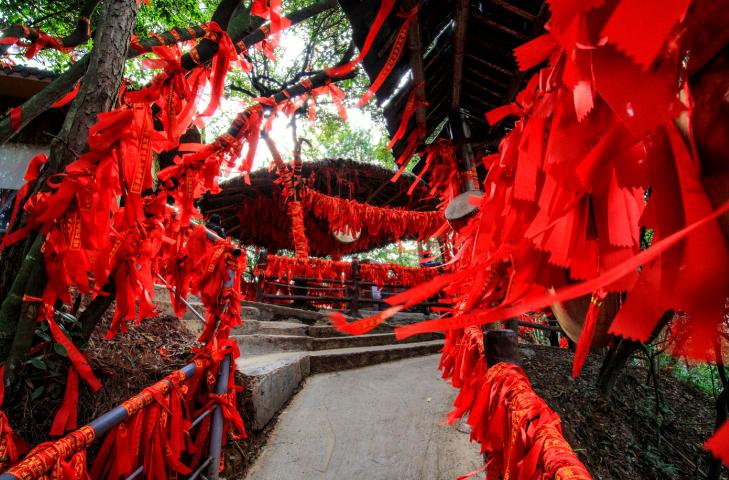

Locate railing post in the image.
[208,266,237,480]
[207,353,232,480]
[255,249,268,302]
[484,329,518,367]
[504,317,519,334]
[348,258,360,315]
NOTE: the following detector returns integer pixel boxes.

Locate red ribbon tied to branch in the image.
[357,6,418,108]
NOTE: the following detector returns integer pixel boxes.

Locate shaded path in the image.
[245,355,482,480]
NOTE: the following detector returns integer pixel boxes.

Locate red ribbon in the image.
[0,366,28,470]
[571,291,606,378]
[9,106,21,130]
[325,0,397,78]
[50,368,79,436]
[38,298,102,392]
[357,7,417,107]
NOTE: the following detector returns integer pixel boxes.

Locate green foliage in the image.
[302,111,393,167]
[641,444,679,479]
[0,0,95,35]
[1,0,213,65]
[135,0,214,37]
[345,241,420,267]
[663,357,719,395]
[640,227,654,250]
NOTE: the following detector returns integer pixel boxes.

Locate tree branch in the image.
[0,0,338,144]
[0,0,100,56]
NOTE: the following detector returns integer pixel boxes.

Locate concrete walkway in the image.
[244,355,482,480]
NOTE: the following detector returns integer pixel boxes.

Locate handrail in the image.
[0,353,234,480]
[439,327,591,479]
[207,354,231,480]
[0,360,202,479]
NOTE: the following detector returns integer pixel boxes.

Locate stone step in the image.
[311,332,442,350]
[233,320,399,338]
[307,323,395,338]
[233,332,442,356]
[242,300,324,322]
[309,340,444,374]
[237,352,310,431]
[236,342,443,431]
[234,334,313,356]
[232,320,308,337]
[357,309,429,323]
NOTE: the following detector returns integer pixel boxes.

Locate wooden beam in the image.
[463,91,497,107]
[465,53,514,78]
[472,11,528,40]
[463,77,506,103]
[487,0,536,21]
[468,36,519,65]
[467,67,511,91]
[501,2,549,105]
[451,0,470,111]
[423,34,451,70]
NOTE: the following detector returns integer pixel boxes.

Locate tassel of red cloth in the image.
[0,366,29,471]
[288,200,310,257]
[572,291,606,378]
[50,368,80,436]
[440,339,592,480]
[197,23,236,121]
[311,82,348,122]
[9,106,21,130]
[387,85,424,150]
[300,187,443,243]
[37,299,102,392]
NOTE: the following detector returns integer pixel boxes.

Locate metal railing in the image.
[0,351,231,480]
[1,236,241,480]
[253,253,445,315]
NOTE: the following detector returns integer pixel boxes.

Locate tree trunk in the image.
[597,337,641,397]
[48,0,139,173]
[0,0,138,365]
[596,310,673,398]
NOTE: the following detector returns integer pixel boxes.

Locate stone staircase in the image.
[232,318,443,431]
[154,286,444,432]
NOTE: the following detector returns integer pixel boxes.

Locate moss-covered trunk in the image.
[0,0,139,367]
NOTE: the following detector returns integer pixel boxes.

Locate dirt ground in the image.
[9,310,197,445]
[521,344,723,480]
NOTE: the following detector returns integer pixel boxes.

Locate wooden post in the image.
[348,258,361,315]
[255,249,268,302]
[484,329,518,367]
[504,317,519,334]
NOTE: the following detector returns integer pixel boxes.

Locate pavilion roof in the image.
[199,158,439,256]
[339,0,548,157]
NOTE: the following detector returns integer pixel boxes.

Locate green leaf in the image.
[31,385,45,400]
[36,329,52,341]
[54,343,68,358]
[58,311,80,325]
[28,357,47,370]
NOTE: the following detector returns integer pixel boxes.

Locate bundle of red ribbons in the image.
[0,10,334,467]
[3,357,245,480]
[440,328,591,480]
[300,187,443,243]
[261,254,437,288]
[327,0,729,472]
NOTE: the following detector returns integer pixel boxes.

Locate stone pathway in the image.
[244,355,482,480]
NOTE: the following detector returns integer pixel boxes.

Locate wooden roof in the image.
[339,0,547,156]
